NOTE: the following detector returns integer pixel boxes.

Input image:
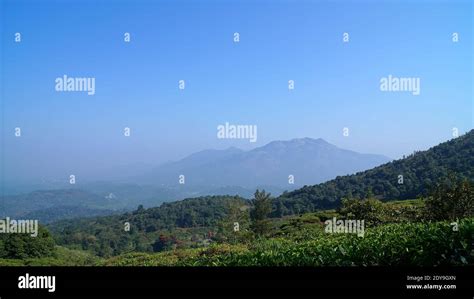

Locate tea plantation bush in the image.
[104,218,474,266]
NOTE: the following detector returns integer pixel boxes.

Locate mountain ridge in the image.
[138,137,391,188]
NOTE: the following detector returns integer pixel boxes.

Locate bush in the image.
[338,198,385,226]
[0,226,55,259]
[103,218,474,267]
[424,176,474,221]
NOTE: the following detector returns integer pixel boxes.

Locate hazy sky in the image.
[1,0,472,183]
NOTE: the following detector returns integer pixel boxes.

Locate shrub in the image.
[103,218,474,267]
[338,198,385,226]
[424,176,474,221]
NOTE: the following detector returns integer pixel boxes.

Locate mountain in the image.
[138,138,390,188]
[274,131,474,216]
[47,132,474,258]
[0,138,389,223]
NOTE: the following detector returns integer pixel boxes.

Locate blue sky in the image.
[1,0,472,182]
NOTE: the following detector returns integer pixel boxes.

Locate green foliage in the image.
[50,195,249,257]
[424,175,474,221]
[250,190,272,236]
[2,197,472,267]
[382,199,424,223]
[215,199,251,244]
[0,246,101,266]
[103,218,474,266]
[309,210,338,222]
[338,198,385,226]
[271,214,324,241]
[152,234,178,252]
[0,258,26,266]
[101,244,249,266]
[0,226,55,259]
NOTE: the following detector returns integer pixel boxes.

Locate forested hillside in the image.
[49,196,249,256]
[273,131,474,216]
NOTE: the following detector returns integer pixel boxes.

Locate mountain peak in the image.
[258,137,333,151]
[289,137,328,144]
[142,136,390,187]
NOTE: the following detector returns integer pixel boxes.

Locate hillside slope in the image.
[49,195,248,256]
[274,131,474,216]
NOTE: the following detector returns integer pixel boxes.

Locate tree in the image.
[365,187,375,200]
[152,234,175,252]
[424,175,474,221]
[215,198,250,243]
[274,200,287,218]
[0,226,55,259]
[338,197,385,226]
[136,205,145,212]
[250,190,272,236]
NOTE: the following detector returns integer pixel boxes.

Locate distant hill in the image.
[0,182,284,223]
[23,206,116,224]
[0,189,122,223]
[273,131,474,216]
[138,138,390,188]
[50,195,248,256]
[0,189,108,217]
